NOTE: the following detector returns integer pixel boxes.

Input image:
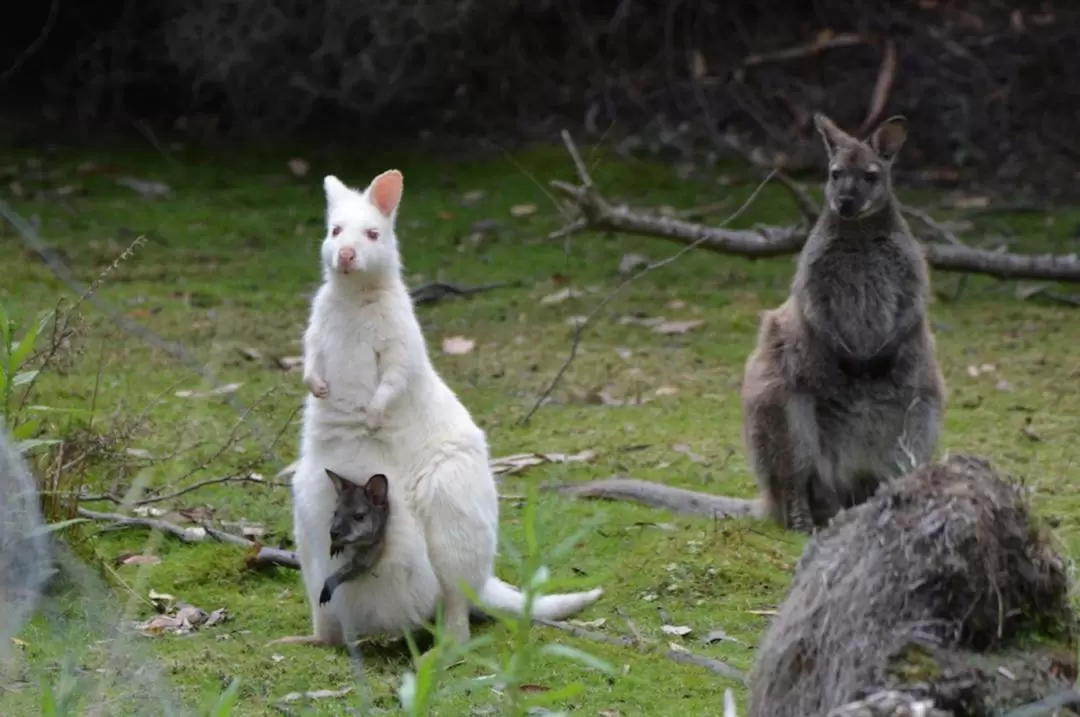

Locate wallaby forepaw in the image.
[318,584,333,605]
[362,406,383,433]
[305,374,329,398]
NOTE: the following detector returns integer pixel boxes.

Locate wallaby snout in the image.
[836,195,857,218]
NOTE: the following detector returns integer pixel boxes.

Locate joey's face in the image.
[814,113,908,221]
[320,171,404,279]
[326,470,390,551]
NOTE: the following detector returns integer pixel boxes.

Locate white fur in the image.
[291,171,603,645]
[724,689,737,717]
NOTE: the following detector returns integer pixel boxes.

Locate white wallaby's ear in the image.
[869,115,908,162]
[365,473,389,506]
[723,689,737,717]
[814,112,850,157]
[366,169,403,218]
[323,175,351,206]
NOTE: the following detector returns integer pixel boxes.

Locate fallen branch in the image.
[549,142,1080,283]
[535,618,745,683]
[78,507,299,569]
[409,281,517,306]
[520,131,780,425]
[553,477,760,519]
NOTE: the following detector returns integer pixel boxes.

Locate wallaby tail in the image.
[555,477,764,520]
[724,688,737,717]
[478,576,603,621]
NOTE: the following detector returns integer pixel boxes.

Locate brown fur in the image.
[747,454,1076,717]
[741,113,946,531]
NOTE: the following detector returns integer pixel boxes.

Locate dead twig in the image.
[858,38,898,135]
[535,618,745,683]
[742,32,866,68]
[409,280,518,305]
[519,131,779,425]
[79,473,286,506]
[77,507,299,569]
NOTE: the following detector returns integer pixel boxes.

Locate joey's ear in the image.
[325,468,349,495]
[366,170,403,218]
[813,113,851,157]
[868,115,908,162]
[324,175,351,206]
[364,474,389,506]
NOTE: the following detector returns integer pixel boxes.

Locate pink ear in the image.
[367,170,403,218]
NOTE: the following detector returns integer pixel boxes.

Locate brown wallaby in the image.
[319,469,390,605]
[553,113,945,533]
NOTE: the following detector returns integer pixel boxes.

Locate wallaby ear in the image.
[366,170,403,219]
[364,473,389,506]
[325,468,350,495]
[324,175,351,207]
[813,113,850,157]
[869,115,908,162]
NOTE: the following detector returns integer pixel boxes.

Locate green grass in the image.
[1,127,1079,716]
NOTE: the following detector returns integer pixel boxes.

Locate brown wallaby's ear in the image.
[365,473,389,506]
[813,113,850,157]
[325,468,350,495]
[869,115,908,162]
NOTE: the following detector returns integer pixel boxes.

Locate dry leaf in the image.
[661,624,693,637]
[279,687,353,704]
[115,176,174,200]
[509,203,537,217]
[442,336,476,355]
[568,617,606,629]
[995,379,1014,392]
[133,506,166,518]
[276,356,303,371]
[666,299,686,310]
[747,609,779,616]
[667,641,691,653]
[238,347,263,361]
[126,448,153,459]
[566,315,588,327]
[1021,417,1042,442]
[287,158,310,177]
[276,460,299,479]
[655,386,679,397]
[653,319,704,335]
[541,287,583,305]
[618,253,649,275]
[672,444,706,463]
[489,450,596,476]
[462,190,486,204]
[949,195,989,210]
[175,382,243,398]
[620,315,666,327]
[117,554,162,567]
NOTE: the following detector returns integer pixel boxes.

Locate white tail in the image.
[724,688,737,717]
[478,576,603,621]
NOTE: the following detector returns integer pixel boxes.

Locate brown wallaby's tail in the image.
[554,477,764,519]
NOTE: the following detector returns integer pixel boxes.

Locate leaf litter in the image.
[135,589,228,637]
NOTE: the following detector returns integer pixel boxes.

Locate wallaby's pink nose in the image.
[338,247,357,272]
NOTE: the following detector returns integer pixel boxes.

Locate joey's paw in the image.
[319,584,333,605]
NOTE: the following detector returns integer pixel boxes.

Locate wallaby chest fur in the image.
[742,113,946,531]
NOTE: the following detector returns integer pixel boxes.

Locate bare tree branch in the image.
[549,173,1080,283]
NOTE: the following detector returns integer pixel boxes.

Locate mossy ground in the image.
[0,126,1078,716]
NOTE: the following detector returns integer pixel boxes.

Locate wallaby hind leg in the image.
[743,383,818,534]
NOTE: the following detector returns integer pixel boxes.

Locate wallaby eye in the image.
[365,229,379,241]
[864,171,880,183]
[353,512,366,521]
[829,169,842,181]
[331,225,342,237]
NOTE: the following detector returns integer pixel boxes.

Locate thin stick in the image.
[519,135,778,425]
[535,618,746,683]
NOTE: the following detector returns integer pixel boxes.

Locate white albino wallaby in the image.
[274,170,603,647]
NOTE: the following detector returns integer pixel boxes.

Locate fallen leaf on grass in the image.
[653,319,704,335]
[133,506,166,518]
[509,203,537,217]
[115,554,161,567]
[541,287,584,305]
[966,363,996,378]
[672,444,706,463]
[278,687,353,704]
[442,336,476,355]
[667,641,690,653]
[287,158,310,177]
[276,355,303,371]
[703,628,747,646]
[126,448,153,459]
[175,382,243,398]
[462,189,486,204]
[519,684,549,693]
[618,253,649,275]
[136,600,228,637]
[115,176,174,200]
[655,386,679,397]
[489,450,596,476]
[1021,417,1042,442]
[948,194,989,210]
[747,609,779,617]
[619,314,666,327]
[276,460,299,479]
[661,625,693,637]
[568,617,606,629]
[566,315,588,327]
[238,347,263,361]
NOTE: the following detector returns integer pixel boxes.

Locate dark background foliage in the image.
[2,0,1077,191]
